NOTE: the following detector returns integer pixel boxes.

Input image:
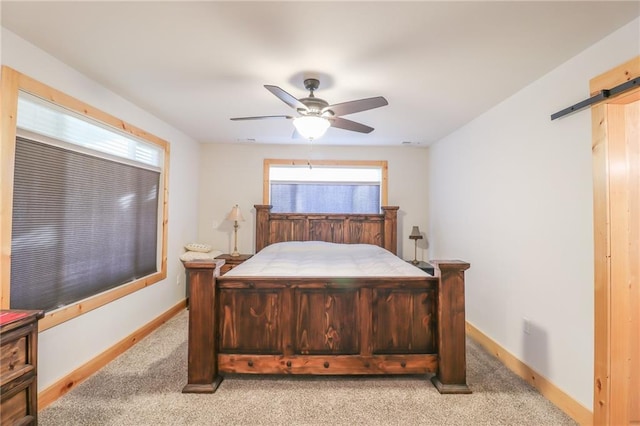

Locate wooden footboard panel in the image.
[217,277,438,360]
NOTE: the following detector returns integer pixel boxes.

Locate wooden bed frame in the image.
[182,205,470,394]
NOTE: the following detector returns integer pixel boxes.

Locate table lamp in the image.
[226,204,245,256]
[409,226,423,265]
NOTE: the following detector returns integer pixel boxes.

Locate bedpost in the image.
[255,204,272,252]
[381,206,399,254]
[430,260,472,394]
[182,259,224,393]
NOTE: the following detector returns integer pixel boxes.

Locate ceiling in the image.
[2,1,639,147]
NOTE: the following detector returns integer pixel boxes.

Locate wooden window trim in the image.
[0,66,170,331]
[263,158,388,206]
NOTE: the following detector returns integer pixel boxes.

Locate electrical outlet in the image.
[176,274,181,286]
[523,317,531,335]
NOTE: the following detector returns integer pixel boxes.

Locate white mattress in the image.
[224,241,430,277]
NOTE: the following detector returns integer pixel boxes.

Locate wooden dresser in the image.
[1,310,44,426]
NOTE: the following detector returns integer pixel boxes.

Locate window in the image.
[16,92,162,167]
[264,159,388,213]
[1,66,169,330]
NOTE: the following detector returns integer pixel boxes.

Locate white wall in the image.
[1,28,202,391]
[428,18,639,409]
[197,143,429,260]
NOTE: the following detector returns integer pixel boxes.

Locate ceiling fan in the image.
[230,78,388,140]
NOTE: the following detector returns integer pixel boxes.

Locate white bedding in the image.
[224,241,430,277]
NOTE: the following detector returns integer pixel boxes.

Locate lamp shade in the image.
[293,115,331,140]
[226,204,245,222]
[409,226,423,240]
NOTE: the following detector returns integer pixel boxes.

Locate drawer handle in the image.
[324,361,330,368]
[400,361,406,368]
[286,361,292,368]
[248,360,254,367]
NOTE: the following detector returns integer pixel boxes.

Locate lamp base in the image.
[231,222,240,257]
[411,259,419,265]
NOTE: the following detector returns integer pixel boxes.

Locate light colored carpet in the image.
[40,310,577,425]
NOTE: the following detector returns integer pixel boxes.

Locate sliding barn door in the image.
[591,56,640,426]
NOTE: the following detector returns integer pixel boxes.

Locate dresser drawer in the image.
[1,328,34,386]
[1,374,36,426]
[1,310,43,426]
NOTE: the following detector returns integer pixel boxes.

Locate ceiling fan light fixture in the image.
[293,115,330,140]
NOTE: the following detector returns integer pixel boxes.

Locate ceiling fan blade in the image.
[330,117,374,134]
[264,85,309,111]
[323,96,388,116]
[230,115,293,121]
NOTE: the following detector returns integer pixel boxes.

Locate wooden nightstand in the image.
[407,260,435,275]
[215,254,253,275]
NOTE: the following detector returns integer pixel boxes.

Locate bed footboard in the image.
[182,260,470,394]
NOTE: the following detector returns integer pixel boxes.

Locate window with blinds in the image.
[268,163,385,214]
[10,90,164,312]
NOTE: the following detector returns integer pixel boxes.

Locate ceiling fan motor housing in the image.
[299,98,329,115]
[299,79,331,116]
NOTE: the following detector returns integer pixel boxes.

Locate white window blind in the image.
[17,91,162,168]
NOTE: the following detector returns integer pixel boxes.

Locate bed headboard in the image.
[254,205,399,255]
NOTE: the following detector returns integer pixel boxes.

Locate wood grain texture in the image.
[606,103,632,426]
[0,310,43,425]
[218,354,438,375]
[431,260,471,393]
[309,219,345,243]
[0,333,28,384]
[591,102,610,425]
[219,289,281,353]
[182,260,224,393]
[254,205,399,254]
[626,99,640,424]
[590,56,640,426]
[372,288,437,354]
[184,209,469,393]
[295,288,359,354]
[184,257,470,393]
[590,56,640,96]
[0,66,20,310]
[215,254,252,275]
